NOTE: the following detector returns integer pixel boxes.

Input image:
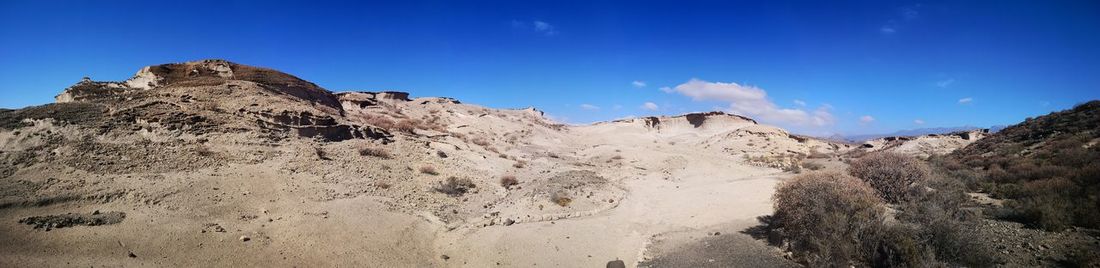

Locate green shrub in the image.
[849,152,931,203]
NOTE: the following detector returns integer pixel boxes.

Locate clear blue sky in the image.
[2,1,1099,136]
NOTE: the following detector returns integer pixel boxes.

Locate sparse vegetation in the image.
[314,147,330,160]
[772,171,885,266]
[358,146,391,159]
[512,161,526,168]
[801,161,825,171]
[435,176,476,196]
[418,165,438,175]
[948,101,1100,230]
[848,152,930,203]
[470,137,490,146]
[395,119,419,134]
[499,175,518,189]
[361,114,396,130]
[551,191,572,207]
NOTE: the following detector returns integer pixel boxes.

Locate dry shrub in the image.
[470,137,490,146]
[848,152,930,203]
[314,147,330,160]
[358,146,391,159]
[418,165,438,175]
[610,155,623,160]
[865,224,934,267]
[394,119,419,134]
[551,191,572,207]
[802,161,825,171]
[772,171,885,266]
[499,175,519,189]
[361,114,396,130]
[435,176,476,196]
[512,161,526,168]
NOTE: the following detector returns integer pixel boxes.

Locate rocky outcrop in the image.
[642,117,660,129]
[249,110,392,142]
[682,111,757,128]
[337,91,416,115]
[858,129,990,158]
[55,78,128,103]
[57,59,343,112]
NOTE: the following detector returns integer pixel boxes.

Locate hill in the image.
[0,60,857,267]
[949,101,1100,230]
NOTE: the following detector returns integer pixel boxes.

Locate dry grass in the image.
[512,161,526,168]
[848,152,930,203]
[499,175,519,189]
[418,165,438,175]
[470,137,490,146]
[361,114,396,130]
[358,146,391,159]
[435,176,476,196]
[551,191,572,207]
[375,182,392,189]
[394,119,419,134]
[314,147,330,160]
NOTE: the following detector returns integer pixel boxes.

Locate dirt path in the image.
[434,128,796,267]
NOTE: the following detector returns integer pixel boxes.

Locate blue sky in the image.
[2,1,1099,136]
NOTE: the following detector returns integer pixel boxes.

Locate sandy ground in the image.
[0,61,825,267]
[427,122,797,267]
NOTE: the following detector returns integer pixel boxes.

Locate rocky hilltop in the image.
[855,129,990,158]
[0,60,849,267]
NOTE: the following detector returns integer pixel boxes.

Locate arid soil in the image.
[2,60,1093,267]
[0,60,842,267]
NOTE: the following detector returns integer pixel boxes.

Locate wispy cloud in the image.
[793,99,807,106]
[579,104,600,110]
[632,80,647,88]
[879,4,921,34]
[669,79,834,127]
[512,20,558,36]
[641,102,659,111]
[659,86,674,93]
[958,97,973,104]
[936,78,955,88]
[859,115,875,124]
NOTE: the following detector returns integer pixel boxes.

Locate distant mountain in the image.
[841,126,985,142]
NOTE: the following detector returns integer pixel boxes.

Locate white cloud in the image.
[914,119,925,125]
[859,115,875,124]
[958,97,973,104]
[514,20,558,36]
[632,80,647,88]
[533,20,557,35]
[670,79,834,127]
[659,86,674,93]
[793,99,807,106]
[641,102,659,111]
[579,104,600,110]
[936,78,955,88]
